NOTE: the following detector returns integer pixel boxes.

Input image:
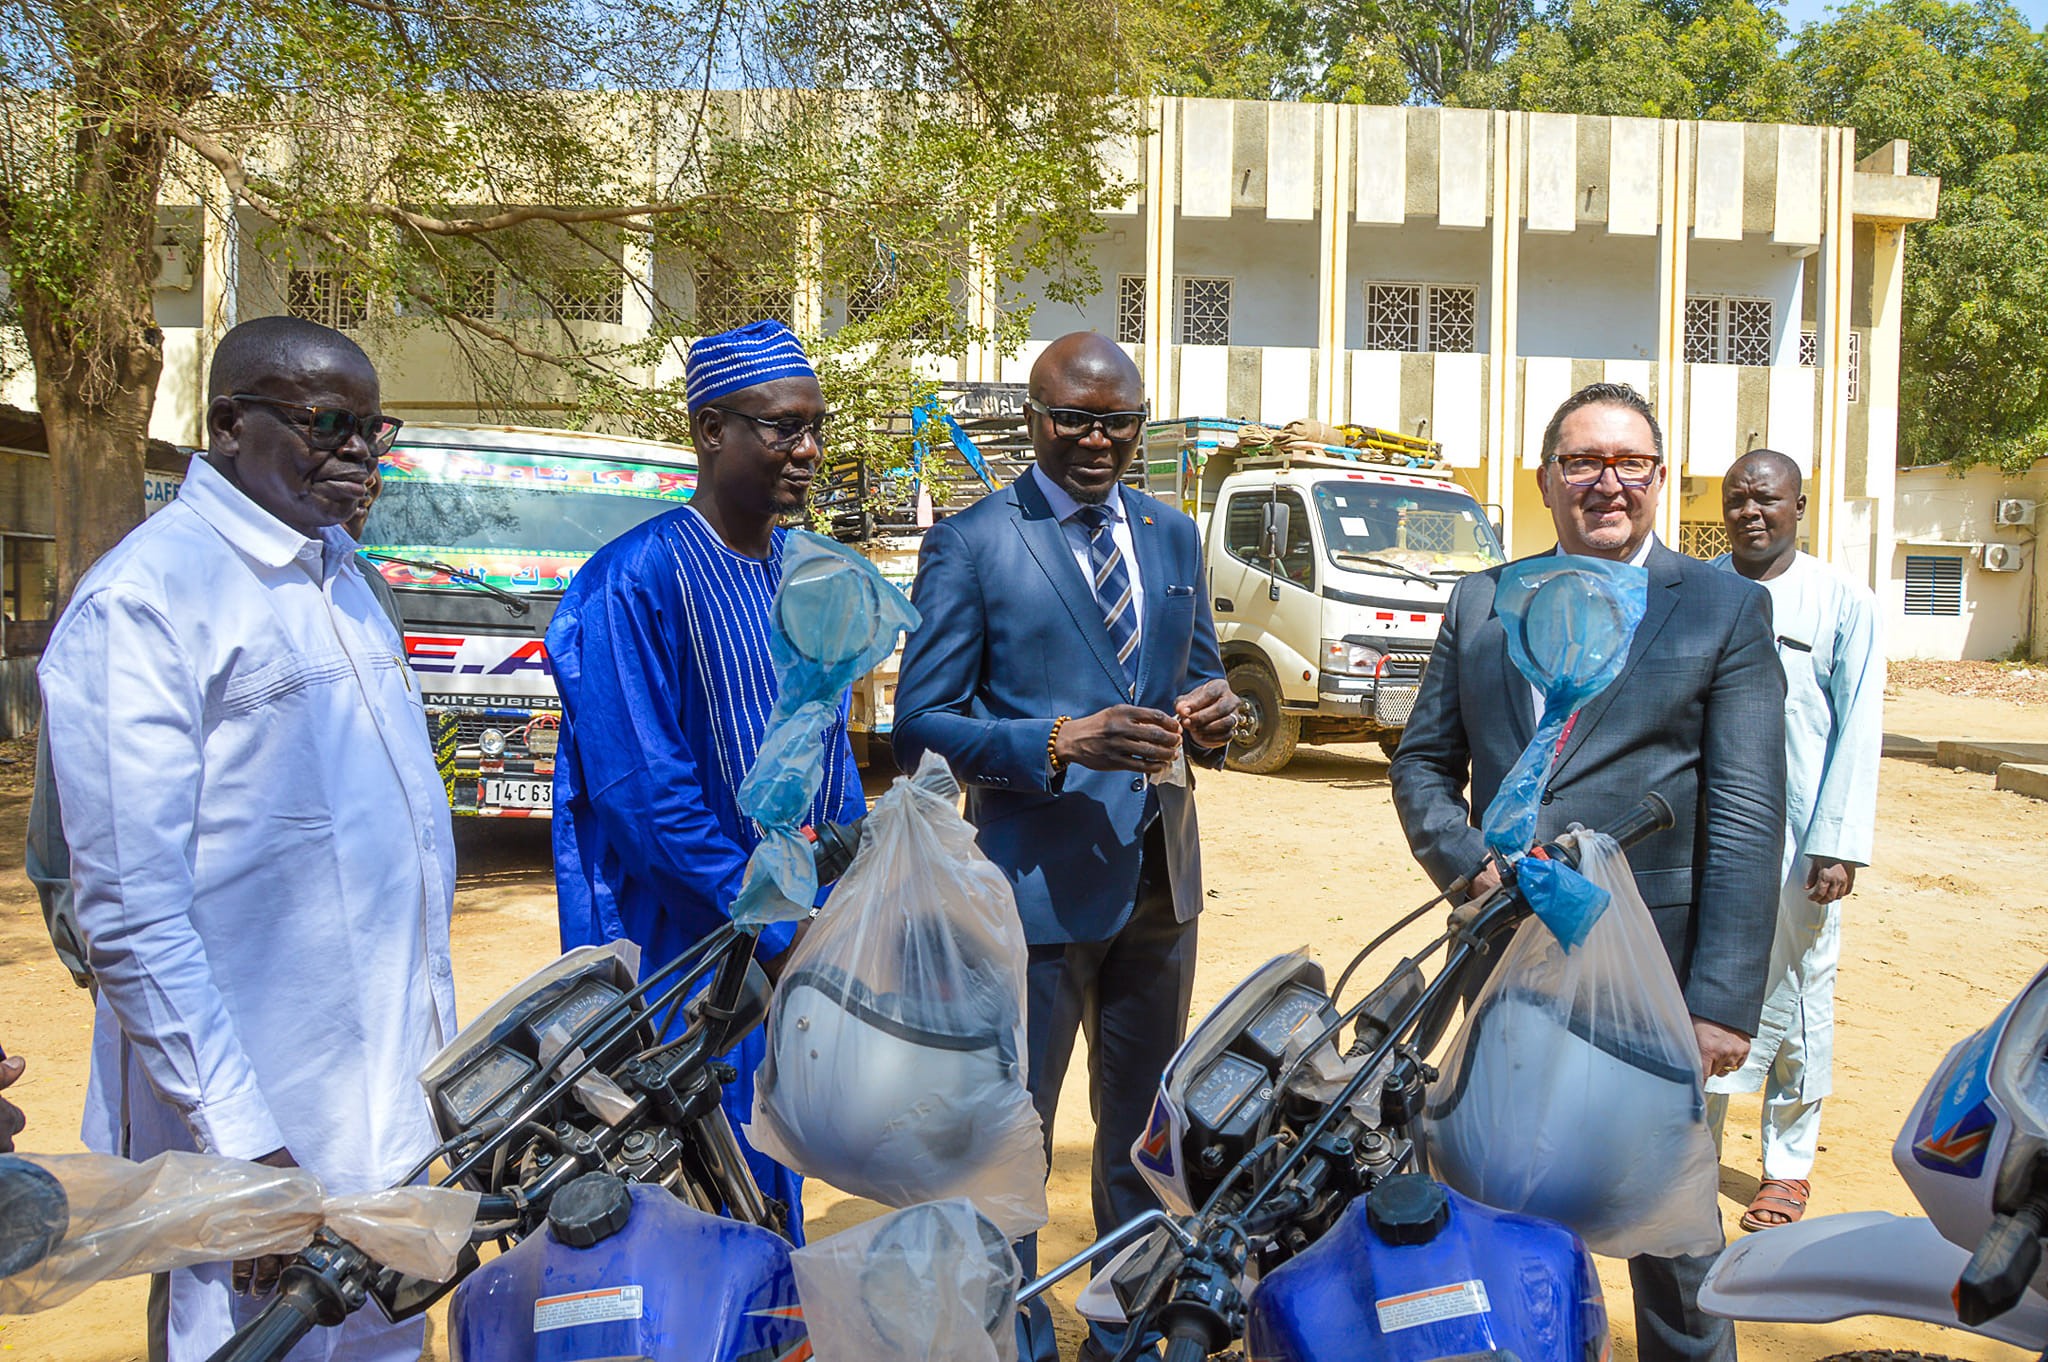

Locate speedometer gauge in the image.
[1186,1053,1267,1129]
[526,977,626,1045]
[442,1047,536,1126]
[1243,983,1337,1064]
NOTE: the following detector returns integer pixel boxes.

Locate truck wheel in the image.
[1226,664,1298,775]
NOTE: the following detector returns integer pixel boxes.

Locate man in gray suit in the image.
[1390,382,1785,1362]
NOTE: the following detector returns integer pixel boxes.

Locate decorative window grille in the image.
[693,271,784,335]
[1799,330,1818,367]
[1366,283,1422,351]
[1684,296,1775,365]
[1428,286,1477,352]
[1904,554,1964,616]
[1847,330,1862,403]
[287,269,367,329]
[1364,283,1477,353]
[551,269,624,324]
[1678,521,1732,559]
[447,267,499,319]
[845,272,889,325]
[1178,277,1232,346]
[1117,275,1146,346]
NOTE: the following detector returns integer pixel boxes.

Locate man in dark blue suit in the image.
[895,332,1236,1362]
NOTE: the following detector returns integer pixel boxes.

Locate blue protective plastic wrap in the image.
[1478,554,1646,946]
[733,531,919,927]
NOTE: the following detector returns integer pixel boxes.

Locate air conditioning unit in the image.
[1996,498,2037,527]
[1982,543,2023,572]
[151,242,193,293]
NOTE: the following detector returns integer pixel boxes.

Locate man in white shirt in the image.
[1705,448,1884,1233]
[39,315,457,1362]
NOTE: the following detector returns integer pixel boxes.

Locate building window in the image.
[1847,330,1862,403]
[845,272,889,325]
[287,269,368,329]
[1678,521,1732,559]
[1364,283,1477,353]
[2,535,54,624]
[1685,296,1774,365]
[1799,329,1818,367]
[694,269,785,336]
[447,267,499,319]
[550,268,624,324]
[1904,554,1964,616]
[1178,277,1232,346]
[1117,275,1146,346]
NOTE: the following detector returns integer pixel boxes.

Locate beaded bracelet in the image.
[1048,716,1070,775]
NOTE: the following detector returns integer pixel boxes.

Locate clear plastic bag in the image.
[0,1151,480,1313]
[1424,832,1723,1260]
[747,753,1048,1239]
[790,1199,1020,1362]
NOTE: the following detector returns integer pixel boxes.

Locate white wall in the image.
[1020,229,1147,340]
[1890,462,2044,660]
[1686,235,1807,363]
[1346,225,1493,352]
[1517,232,1658,361]
[1173,217,1321,349]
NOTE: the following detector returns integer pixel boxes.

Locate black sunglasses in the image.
[1026,397,1147,442]
[707,405,830,453]
[232,394,404,455]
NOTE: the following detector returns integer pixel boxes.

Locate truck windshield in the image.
[1312,480,1505,579]
[362,442,696,593]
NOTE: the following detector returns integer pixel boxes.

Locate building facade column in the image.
[1315,104,1352,426]
[1143,97,1178,416]
[1485,110,1523,541]
[1813,127,1857,566]
[1653,120,1689,546]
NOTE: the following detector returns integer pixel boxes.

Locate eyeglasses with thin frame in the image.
[1548,453,1662,488]
[1025,396,1147,443]
[707,405,830,453]
[231,394,404,456]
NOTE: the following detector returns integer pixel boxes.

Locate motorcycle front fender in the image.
[1699,1210,2048,1350]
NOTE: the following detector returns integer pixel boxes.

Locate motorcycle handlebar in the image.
[1161,1327,1212,1362]
[202,1275,331,1362]
[1599,792,1676,855]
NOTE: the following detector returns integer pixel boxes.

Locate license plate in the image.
[480,778,553,809]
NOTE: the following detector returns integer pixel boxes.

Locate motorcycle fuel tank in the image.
[450,1180,808,1362]
[1246,1177,1606,1362]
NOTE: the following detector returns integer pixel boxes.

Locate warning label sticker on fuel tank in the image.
[535,1284,644,1332]
[1374,1279,1491,1333]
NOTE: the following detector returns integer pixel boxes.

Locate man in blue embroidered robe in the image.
[548,320,858,1241]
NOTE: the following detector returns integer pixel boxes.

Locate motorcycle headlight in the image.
[1992,965,2048,1138]
[479,727,507,758]
[1320,638,1384,677]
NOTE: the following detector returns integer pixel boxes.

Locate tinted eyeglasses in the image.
[1549,453,1662,488]
[231,394,403,455]
[1026,397,1147,442]
[707,406,829,453]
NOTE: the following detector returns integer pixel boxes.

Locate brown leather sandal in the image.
[1740,1177,1811,1232]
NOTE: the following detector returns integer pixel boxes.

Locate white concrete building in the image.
[1,97,1950,645]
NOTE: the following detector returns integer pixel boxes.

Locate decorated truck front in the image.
[361,423,697,816]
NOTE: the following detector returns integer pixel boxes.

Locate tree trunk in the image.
[31,339,160,608]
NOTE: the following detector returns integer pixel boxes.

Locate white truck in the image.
[1141,418,1506,773]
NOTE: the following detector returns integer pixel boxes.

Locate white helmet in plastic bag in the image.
[761,958,1021,1192]
[1427,987,1706,1247]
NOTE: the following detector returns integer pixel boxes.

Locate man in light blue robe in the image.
[1704,449,1883,1231]
[548,320,859,1242]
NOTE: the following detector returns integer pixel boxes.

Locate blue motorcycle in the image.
[1014,793,1675,1362]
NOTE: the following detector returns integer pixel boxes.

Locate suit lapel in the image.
[1549,542,1681,781]
[1011,472,1130,693]
[1126,485,1169,702]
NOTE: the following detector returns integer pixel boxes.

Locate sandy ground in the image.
[5,685,2048,1361]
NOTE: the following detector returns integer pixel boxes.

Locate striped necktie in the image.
[1075,504,1140,689]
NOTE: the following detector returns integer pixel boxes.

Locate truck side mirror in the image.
[1260,502,1292,601]
[1259,502,1292,562]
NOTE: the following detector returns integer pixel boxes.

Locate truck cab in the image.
[361,423,699,816]
[1146,418,1505,773]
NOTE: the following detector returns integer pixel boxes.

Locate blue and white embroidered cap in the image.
[685,319,817,412]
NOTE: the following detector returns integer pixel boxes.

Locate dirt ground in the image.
[5,675,2048,1361]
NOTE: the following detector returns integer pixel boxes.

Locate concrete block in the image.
[1996,763,2048,800]
[1941,740,2048,774]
